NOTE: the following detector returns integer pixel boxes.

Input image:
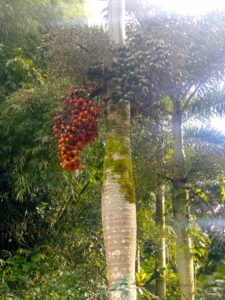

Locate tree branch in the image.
[181,84,201,112]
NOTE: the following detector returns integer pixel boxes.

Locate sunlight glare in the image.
[211,117,225,134]
[149,0,225,15]
[87,0,107,26]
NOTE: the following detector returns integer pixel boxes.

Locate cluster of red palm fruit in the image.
[53,82,102,171]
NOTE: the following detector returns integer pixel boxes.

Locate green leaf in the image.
[31,253,45,263]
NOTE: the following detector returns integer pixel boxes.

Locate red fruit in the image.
[78,98,85,105]
[72,150,79,155]
[53,82,103,171]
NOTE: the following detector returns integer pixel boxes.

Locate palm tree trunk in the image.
[172,104,195,300]
[155,184,166,300]
[102,2,136,298]
[136,247,141,273]
[102,99,137,300]
[108,0,125,44]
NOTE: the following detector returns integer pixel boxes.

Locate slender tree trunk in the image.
[102,99,137,300]
[136,247,140,274]
[155,184,166,300]
[172,103,195,300]
[108,0,125,44]
[102,2,136,298]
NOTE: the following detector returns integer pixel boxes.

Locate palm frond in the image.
[184,126,225,148]
[185,85,225,120]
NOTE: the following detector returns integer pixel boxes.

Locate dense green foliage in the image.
[0,78,106,299]
[1,1,225,299]
[0,1,108,299]
[0,0,86,98]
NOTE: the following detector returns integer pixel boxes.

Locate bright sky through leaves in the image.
[87,0,225,135]
[149,0,225,134]
[210,117,225,134]
[87,0,106,26]
[149,0,225,15]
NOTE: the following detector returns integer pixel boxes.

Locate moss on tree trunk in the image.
[102,99,137,300]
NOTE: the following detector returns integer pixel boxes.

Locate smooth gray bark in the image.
[172,102,195,300]
[102,101,137,300]
[102,1,137,299]
[155,184,166,300]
